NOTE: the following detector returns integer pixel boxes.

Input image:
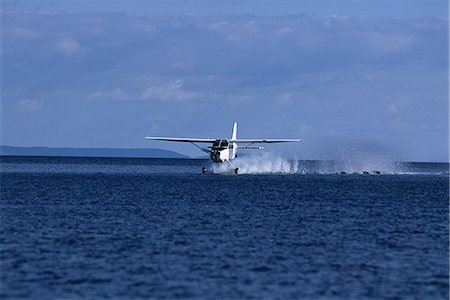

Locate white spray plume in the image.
[210,152,403,175]
[212,152,298,174]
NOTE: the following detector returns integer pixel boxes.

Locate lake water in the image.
[1,156,448,299]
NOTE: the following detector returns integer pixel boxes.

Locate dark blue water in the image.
[1,156,448,299]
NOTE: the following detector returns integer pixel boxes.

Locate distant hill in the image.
[0,146,188,159]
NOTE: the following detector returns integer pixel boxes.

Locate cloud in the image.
[87,88,130,101]
[386,104,398,113]
[243,20,260,34]
[56,36,82,57]
[16,99,42,112]
[277,93,293,105]
[141,79,196,102]
[367,32,415,55]
[226,33,241,42]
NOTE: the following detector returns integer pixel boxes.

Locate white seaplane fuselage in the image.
[210,139,236,163]
[145,122,301,165]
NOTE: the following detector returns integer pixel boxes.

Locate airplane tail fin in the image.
[231,122,238,159]
[231,122,237,140]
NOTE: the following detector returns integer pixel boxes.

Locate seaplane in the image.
[145,122,302,174]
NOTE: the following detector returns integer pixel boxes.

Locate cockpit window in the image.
[213,139,229,149]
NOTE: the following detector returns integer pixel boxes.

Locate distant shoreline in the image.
[0,145,189,159]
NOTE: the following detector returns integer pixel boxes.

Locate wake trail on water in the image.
[210,152,442,175]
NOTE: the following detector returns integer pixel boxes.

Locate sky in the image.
[1,0,449,162]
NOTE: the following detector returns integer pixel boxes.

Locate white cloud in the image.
[16,99,42,112]
[56,37,82,57]
[277,93,293,105]
[141,79,196,102]
[207,21,229,33]
[386,104,398,113]
[275,27,296,36]
[87,88,130,101]
[226,33,241,42]
[367,32,415,54]
[244,20,260,34]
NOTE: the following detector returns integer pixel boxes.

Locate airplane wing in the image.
[231,139,302,144]
[145,137,216,143]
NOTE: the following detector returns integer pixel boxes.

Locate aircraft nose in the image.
[210,151,221,162]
